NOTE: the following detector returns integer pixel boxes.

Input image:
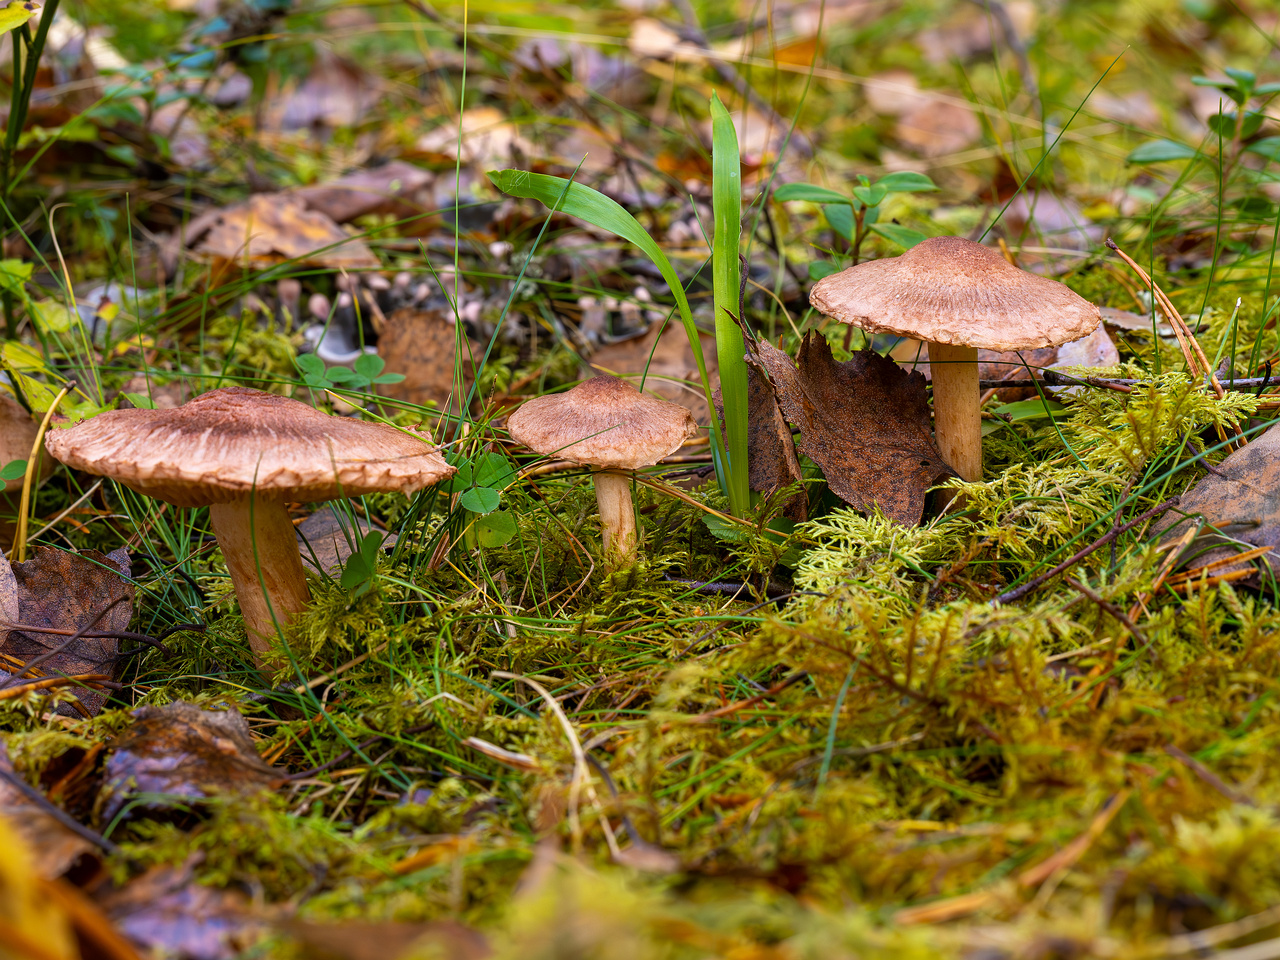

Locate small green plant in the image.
[295,353,405,392]
[774,171,937,279]
[338,529,385,598]
[446,449,519,548]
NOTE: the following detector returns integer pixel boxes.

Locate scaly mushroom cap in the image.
[507,375,698,471]
[45,386,454,508]
[809,236,1101,351]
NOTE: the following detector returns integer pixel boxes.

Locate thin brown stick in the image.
[1165,743,1255,806]
[0,673,114,701]
[993,498,1180,605]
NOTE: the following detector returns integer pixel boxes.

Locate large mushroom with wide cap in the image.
[44,387,454,664]
[810,236,1101,484]
[506,375,697,569]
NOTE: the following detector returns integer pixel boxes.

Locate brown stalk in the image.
[1106,239,1245,446]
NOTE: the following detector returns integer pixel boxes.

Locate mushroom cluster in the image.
[506,375,697,569]
[45,387,454,663]
[809,236,1101,484]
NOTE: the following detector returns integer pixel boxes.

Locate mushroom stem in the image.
[930,342,982,484]
[208,496,311,663]
[592,469,637,568]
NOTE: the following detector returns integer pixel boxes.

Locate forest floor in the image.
[6,1,1280,958]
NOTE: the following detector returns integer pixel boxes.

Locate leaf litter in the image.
[7,1,1280,957]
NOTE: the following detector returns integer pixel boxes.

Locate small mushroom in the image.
[45,387,454,663]
[506,376,697,568]
[809,236,1100,483]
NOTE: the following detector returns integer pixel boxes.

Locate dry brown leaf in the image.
[295,162,433,224]
[0,741,96,881]
[195,194,380,270]
[415,107,533,168]
[0,547,133,716]
[748,333,955,524]
[714,366,805,520]
[376,305,478,414]
[280,51,380,130]
[585,320,716,430]
[895,98,981,158]
[99,859,264,960]
[1158,423,1280,589]
[99,702,282,824]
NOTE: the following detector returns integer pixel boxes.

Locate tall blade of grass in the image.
[710,93,749,517]
[488,168,729,497]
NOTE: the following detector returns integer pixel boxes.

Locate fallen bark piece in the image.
[747,333,954,525]
[376,305,478,414]
[99,702,283,823]
[296,505,397,576]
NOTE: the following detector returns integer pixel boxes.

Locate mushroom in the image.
[45,387,454,663]
[809,236,1100,483]
[506,376,697,568]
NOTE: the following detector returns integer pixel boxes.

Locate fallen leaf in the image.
[283,919,490,960]
[895,97,982,158]
[280,50,380,130]
[714,365,805,520]
[1002,192,1104,252]
[194,194,380,270]
[99,858,264,960]
[585,319,716,431]
[1100,305,1189,338]
[747,333,955,524]
[99,702,282,824]
[0,741,96,880]
[917,1,1036,63]
[149,98,211,171]
[0,547,133,716]
[864,70,928,116]
[376,305,478,413]
[415,107,533,169]
[1158,423,1280,589]
[627,18,694,61]
[295,161,434,224]
[297,505,398,576]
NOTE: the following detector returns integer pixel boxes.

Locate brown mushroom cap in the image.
[45,386,454,508]
[507,375,698,471]
[809,236,1101,351]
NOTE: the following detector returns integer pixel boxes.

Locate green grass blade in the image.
[710,93,749,517]
[488,167,728,494]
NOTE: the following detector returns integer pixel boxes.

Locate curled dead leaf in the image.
[748,333,955,524]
